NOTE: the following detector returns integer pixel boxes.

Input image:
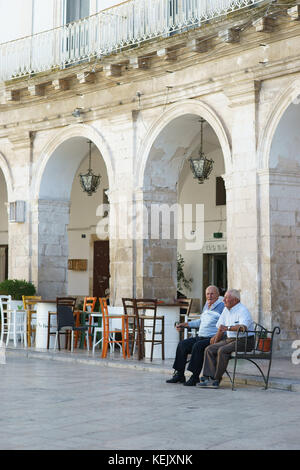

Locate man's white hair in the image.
[226,289,240,300]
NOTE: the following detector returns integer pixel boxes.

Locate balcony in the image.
[0,0,268,82]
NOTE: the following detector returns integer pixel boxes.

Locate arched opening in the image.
[37,136,109,300]
[0,167,8,282]
[266,100,300,343]
[140,113,227,308]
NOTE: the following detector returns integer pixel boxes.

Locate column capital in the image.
[223,80,261,107]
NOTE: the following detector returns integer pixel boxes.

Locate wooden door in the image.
[93,240,110,298]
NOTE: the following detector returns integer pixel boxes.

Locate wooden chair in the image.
[22,296,42,347]
[178,298,194,340]
[74,297,97,349]
[100,298,129,359]
[122,298,165,361]
[47,297,77,350]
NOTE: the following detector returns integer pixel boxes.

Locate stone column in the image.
[7,131,33,282]
[134,188,178,303]
[32,199,70,300]
[107,189,134,305]
[262,170,300,354]
[223,81,261,320]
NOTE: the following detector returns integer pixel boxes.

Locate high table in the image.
[35,301,57,349]
[108,303,182,359]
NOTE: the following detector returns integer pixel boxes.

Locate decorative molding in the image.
[28,84,45,97]
[157,48,177,61]
[218,28,240,44]
[287,5,300,21]
[187,38,209,53]
[130,57,151,70]
[223,80,261,107]
[104,64,122,77]
[51,79,69,91]
[253,17,276,33]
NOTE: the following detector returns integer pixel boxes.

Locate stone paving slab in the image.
[1,355,300,450]
[5,346,300,392]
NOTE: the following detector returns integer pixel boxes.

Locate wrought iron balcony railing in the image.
[0,0,266,82]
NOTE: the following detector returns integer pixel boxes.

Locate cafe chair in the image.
[100,298,129,359]
[5,307,27,348]
[22,295,42,347]
[74,297,97,349]
[0,295,12,346]
[52,297,91,352]
[122,298,165,361]
[178,298,194,339]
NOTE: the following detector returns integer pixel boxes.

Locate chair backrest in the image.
[22,295,42,311]
[83,297,97,312]
[99,297,110,331]
[56,297,76,331]
[0,295,11,310]
[177,298,193,317]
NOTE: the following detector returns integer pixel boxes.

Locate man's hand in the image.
[219,325,227,333]
[210,335,217,344]
[175,322,188,331]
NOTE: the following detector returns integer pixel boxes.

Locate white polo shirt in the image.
[216,302,255,338]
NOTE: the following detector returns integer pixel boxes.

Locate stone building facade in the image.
[1,0,300,355]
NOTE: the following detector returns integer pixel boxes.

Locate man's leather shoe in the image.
[166,373,186,384]
[184,375,199,386]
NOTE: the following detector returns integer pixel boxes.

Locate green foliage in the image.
[177,254,193,292]
[0,279,36,300]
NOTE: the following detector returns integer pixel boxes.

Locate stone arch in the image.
[32,123,114,300]
[134,100,231,303]
[33,123,114,199]
[136,100,232,188]
[0,151,14,200]
[258,79,300,170]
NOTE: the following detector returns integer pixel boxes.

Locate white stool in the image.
[0,295,12,346]
[6,309,27,348]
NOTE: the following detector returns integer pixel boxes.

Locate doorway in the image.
[93,240,110,297]
[203,253,227,299]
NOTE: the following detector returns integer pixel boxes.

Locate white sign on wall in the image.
[203,241,227,254]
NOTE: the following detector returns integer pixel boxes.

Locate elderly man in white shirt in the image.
[198,289,255,389]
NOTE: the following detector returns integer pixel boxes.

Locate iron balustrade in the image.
[0,0,267,81]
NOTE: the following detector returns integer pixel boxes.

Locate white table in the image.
[35,301,57,349]
[106,304,181,359]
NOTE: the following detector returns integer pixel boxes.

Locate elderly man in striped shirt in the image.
[166,285,225,386]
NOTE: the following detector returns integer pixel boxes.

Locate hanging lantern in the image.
[189,118,214,184]
[79,140,101,196]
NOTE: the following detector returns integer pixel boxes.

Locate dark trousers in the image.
[203,336,255,381]
[172,336,211,378]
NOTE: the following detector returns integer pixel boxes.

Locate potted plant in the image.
[0,279,36,309]
[258,330,271,352]
[177,253,193,296]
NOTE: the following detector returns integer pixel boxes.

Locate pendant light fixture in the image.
[189,118,214,184]
[79,140,101,196]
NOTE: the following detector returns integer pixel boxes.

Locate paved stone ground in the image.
[0,355,299,450]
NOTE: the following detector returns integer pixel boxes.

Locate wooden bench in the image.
[226,322,281,390]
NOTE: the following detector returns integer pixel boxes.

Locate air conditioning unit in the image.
[9,201,25,223]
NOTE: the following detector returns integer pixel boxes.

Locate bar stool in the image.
[0,295,11,346]
[122,298,165,361]
[6,308,27,348]
[22,295,42,347]
[100,298,129,359]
